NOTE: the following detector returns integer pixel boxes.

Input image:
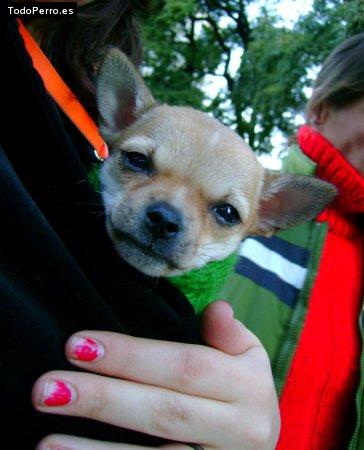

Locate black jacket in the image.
[0,6,198,449]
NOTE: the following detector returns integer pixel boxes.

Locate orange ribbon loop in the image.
[17,19,109,160]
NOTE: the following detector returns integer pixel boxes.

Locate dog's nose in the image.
[145,202,182,239]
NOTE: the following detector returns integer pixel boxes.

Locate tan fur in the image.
[98,49,337,277]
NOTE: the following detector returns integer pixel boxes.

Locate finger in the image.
[37,434,195,449]
[64,331,241,401]
[36,434,153,449]
[32,371,231,446]
[200,301,262,355]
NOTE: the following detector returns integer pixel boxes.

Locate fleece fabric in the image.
[0,7,198,450]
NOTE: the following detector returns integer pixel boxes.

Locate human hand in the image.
[33,301,280,450]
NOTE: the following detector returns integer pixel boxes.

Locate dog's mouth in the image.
[110,226,182,271]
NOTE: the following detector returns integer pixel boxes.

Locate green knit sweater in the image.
[168,253,238,313]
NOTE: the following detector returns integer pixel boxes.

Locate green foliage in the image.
[141,0,363,153]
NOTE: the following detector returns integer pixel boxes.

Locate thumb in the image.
[200,300,261,355]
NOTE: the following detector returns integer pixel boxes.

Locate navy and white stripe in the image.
[235,236,309,307]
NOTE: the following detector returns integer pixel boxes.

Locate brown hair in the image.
[306,32,364,121]
[25,0,148,118]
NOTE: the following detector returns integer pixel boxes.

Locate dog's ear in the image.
[253,171,337,236]
[96,48,156,138]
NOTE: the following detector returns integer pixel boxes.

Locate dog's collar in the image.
[17,19,109,161]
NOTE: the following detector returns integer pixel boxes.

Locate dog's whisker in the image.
[87,210,106,217]
[146,276,160,292]
[195,250,212,259]
[196,248,216,257]
[91,188,103,195]
[198,239,230,247]
[195,254,210,265]
[76,201,105,207]
[95,185,131,206]
[103,197,130,209]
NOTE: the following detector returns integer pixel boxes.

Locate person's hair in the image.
[25,0,148,118]
[306,32,364,121]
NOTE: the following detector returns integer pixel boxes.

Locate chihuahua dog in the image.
[97,49,336,277]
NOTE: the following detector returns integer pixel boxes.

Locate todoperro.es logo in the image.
[7,2,77,18]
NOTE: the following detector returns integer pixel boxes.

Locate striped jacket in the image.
[220,126,364,450]
[221,221,325,394]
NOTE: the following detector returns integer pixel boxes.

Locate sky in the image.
[202,0,314,169]
[248,0,314,27]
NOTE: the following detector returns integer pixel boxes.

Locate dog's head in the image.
[97,49,336,277]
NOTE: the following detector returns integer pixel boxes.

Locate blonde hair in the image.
[306,32,364,121]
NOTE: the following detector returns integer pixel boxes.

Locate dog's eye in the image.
[211,203,240,226]
[123,152,151,173]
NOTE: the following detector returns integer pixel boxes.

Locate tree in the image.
[141,0,364,153]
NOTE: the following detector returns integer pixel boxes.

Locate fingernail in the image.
[69,336,105,362]
[42,380,76,407]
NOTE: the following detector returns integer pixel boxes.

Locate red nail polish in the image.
[70,336,104,362]
[43,380,74,407]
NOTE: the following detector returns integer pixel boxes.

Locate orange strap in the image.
[17,19,109,160]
